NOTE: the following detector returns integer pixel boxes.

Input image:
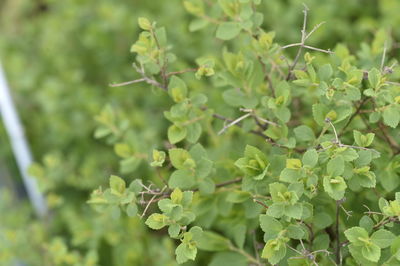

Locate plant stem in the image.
[335,201,341,265]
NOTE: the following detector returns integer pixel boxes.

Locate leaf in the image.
[259,215,282,236]
[383,106,400,128]
[302,149,318,167]
[145,213,168,230]
[368,68,381,89]
[150,149,166,167]
[109,175,126,195]
[226,190,251,203]
[286,159,302,169]
[371,229,395,248]
[169,148,192,169]
[216,22,241,40]
[261,239,287,265]
[313,212,333,230]
[197,231,231,251]
[287,224,306,240]
[168,223,181,238]
[114,143,131,158]
[175,242,197,264]
[189,19,209,32]
[359,215,374,234]
[222,88,258,108]
[168,76,188,103]
[232,224,246,249]
[126,203,138,217]
[285,203,303,219]
[168,169,196,189]
[209,252,247,266]
[362,243,381,262]
[318,64,333,82]
[293,119,312,134]
[354,130,375,147]
[327,156,344,176]
[171,188,183,204]
[323,176,347,200]
[138,17,152,30]
[344,227,369,246]
[168,125,187,144]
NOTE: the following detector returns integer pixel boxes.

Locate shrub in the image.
[87,1,400,265]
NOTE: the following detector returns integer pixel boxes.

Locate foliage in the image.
[1,0,400,265]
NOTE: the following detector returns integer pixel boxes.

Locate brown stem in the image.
[335,201,341,265]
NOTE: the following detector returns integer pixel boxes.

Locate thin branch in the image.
[166,68,198,77]
[253,199,269,209]
[335,201,341,265]
[110,78,147,87]
[218,113,252,135]
[380,41,387,72]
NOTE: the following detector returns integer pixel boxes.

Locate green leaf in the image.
[169,76,188,103]
[318,64,333,82]
[383,106,400,128]
[362,243,381,262]
[109,175,126,195]
[344,227,369,246]
[169,148,192,169]
[150,149,166,167]
[168,125,187,144]
[145,213,168,230]
[285,203,303,219]
[302,149,318,167]
[226,190,251,203]
[197,231,231,251]
[232,224,246,249]
[390,236,400,261]
[327,156,344,176]
[169,169,196,189]
[313,212,333,230]
[359,215,374,234]
[138,17,152,30]
[368,68,381,89]
[287,224,306,239]
[371,229,395,248]
[354,130,375,147]
[286,159,302,169]
[189,19,209,32]
[323,176,347,200]
[216,22,241,40]
[223,88,258,108]
[259,215,282,237]
[171,188,183,204]
[114,143,131,158]
[209,252,247,266]
[168,223,181,238]
[175,242,197,264]
[261,239,287,265]
[126,203,138,217]
[280,168,300,183]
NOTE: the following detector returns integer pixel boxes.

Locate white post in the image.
[0,63,47,217]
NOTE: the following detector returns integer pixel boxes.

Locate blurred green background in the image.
[0,0,399,265]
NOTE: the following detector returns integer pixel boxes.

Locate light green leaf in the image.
[216,22,241,40]
[109,175,126,195]
[294,125,315,142]
[168,125,187,144]
[344,227,369,246]
[371,229,396,248]
[145,213,168,230]
[302,149,318,167]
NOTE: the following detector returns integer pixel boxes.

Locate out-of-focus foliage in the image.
[0,0,400,265]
